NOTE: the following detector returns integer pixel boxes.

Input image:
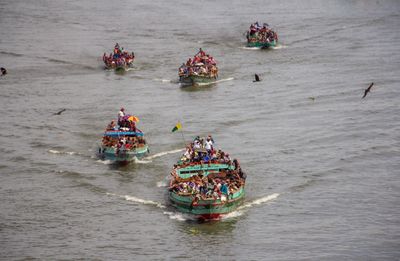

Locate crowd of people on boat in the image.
[169,158,246,202]
[103,43,135,68]
[178,136,234,165]
[169,136,246,202]
[101,108,146,153]
[246,22,278,43]
[178,48,218,78]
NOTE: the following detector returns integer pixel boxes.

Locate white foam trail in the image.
[96,159,113,165]
[133,157,152,164]
[237,193,280,210]
[221,210,244,220]
[153,78,172,83]
[163,211,188,221]
[157,180,168,187]
[195,77,234,86]
[271,44,287,50]
[106,192,166,209]
[144,148,184,160]
[48,149,76,155]
[239,46,262,50]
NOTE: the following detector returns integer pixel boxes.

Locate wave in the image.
[133,157,152,164]
[195,77,234,86]
[239,46,262,50]
[144,148,184,160]
[271,44,287,50]
[156,180,168,187]
[153,78,173,83]
[237,193,280,210]
[106,192,165,209]
[48,149,77,155]
[163,211,190,221]
[96,159,113,165]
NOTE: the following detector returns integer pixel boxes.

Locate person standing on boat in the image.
[205,136,214,153]
[118,108,125,126]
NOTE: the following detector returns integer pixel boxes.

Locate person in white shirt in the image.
[205,136,213,152]
[118,107,125,126]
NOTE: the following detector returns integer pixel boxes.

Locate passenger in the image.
[205,136,213,153]
[118,107,125,125]
[106,120,116,131]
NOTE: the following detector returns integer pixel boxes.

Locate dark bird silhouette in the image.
[0,67,7,76]
[54,109,66,115]
[362,82,374,99]
[253,74,261,82]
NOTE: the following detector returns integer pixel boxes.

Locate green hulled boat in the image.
[168,142,246,220]
[98,143,149,162]
[246,22,278,49]
[98,114,149,163]
[178,49,219,87]
[179,74,218,86]
[247,38,277,48]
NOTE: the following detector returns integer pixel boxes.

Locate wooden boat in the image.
[246,22,278,49]
[247,38,277,48]
[98,129,149,163]
[179,74,218,86]
[103,43,135,71]
[178,49,219,86]
[168,141,246,220]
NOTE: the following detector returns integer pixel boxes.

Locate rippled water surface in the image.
[1,0,399,260]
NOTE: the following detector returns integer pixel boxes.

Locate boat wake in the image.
[195,77,234,86]
[162,211,194,221]
[156,180,168,187]
[144,148,184,160]
[271,44,287,50]
[153,78,173,83]
[237,193,280,211]
[106,192,166,209]
[240,46,262,50]
[48,149,77,156]
[133,157,152,164]
[96,159,113,165]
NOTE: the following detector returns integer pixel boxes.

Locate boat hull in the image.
[169,186,245,220]
[98,145,149,162]
[179,75,217,86]
[104,62,134,71]
[247,39,277,48]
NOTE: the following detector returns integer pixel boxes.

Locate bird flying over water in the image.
[54,109,66,115]
[253,74,261,82]
[362,82,374,99]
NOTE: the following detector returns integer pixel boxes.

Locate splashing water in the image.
[237,193,280,211]
[156,180,168,187]
[96,159,113,165]
[144,148,184,160]
[106,192,166,209]
[163,211,190,221]
[195,77,234,86]
[48,149,77,155]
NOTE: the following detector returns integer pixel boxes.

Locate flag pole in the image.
[180,129,186,147]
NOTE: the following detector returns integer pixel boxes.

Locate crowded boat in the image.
[102,43,135,70]
[168,135,246,220]
[246,22,278,48]
[178,48,219,86]
[98,108,149,162]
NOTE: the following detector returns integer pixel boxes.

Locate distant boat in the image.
[98,115,149,163]
[168,137,246,220]
[98,131,149,162]
[178,49,218,86]
[103,43,135,71]
[246,22,278,48]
